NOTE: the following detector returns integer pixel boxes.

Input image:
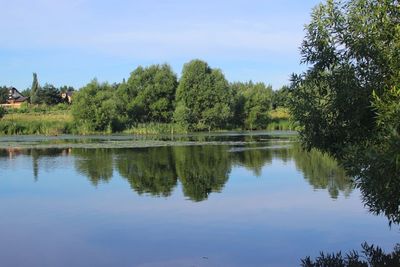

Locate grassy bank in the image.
[0,107,297,135]
[0,112,74,135]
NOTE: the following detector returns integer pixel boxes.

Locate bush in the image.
[0,106,5,119]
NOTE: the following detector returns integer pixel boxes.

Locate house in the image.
[0,87,29,108]
[61,91,73,104]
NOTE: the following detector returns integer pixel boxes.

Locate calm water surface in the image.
[0,133,398,267]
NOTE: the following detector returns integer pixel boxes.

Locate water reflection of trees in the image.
[174,146,231,201]
[0,148,72,181]
[230,145,273,176]
[291,144,352,199]
[115,147,177,197]
[73,149,113,186]
[0,143,353,201]
[3,143,398,226]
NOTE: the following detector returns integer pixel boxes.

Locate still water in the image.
[0,133,398,267]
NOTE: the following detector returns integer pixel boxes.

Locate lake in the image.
[0,132,398,267]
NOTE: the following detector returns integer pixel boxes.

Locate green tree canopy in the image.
[0,86,8,104]
[72,79,121,132]
[118,64,177,124]
[272,85,290,109]
[0,106,5,119]
[290,0,399,156]
[39,84,62,105]
[30,73,40,104]
[174,60,234,131]
[230,81,273,129]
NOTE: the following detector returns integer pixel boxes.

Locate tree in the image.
[174,60,234,131]
[230,81,273,129]
[243,82,273,130]
[289,0,399,157]
[343,87,400,225]
[272,85,290,109]
[0,86,8,104]
[30,73,40,104]
[59,86,75,93]
[39,84,62,105]
[0,106,5,119]
[117,64,177,124]
[72,79,121,132]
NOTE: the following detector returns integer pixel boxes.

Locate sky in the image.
[0,0,321,90]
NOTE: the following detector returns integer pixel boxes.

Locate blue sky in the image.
[0,0,321,90]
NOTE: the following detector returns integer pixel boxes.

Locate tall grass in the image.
[124,123,188,135]
[0,112,74,135]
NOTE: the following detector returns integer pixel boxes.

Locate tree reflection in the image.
[174,146,231,201]
[230,145,273,176]
[73,148,113,186]
[292,144,352,199]
[0,148,71,181]
[1,141,354,202]
[115,147,177,197]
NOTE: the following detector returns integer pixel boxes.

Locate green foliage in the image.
[0,106,5,119]
[2,60,290,135]
[230,81,273,129]
[21,88,31,97]
[290,0,400,225]
[343,87,400,225]
[0,86,8,104]
[301,242,400,267]
[59,85,75,93]
[0,120,73,135]
[30,73,40,105]
[39,84,62,105]
[174,60,234,131]
[243,83,273,129]
[118,64,177,124]
[272,85,291,109]
[72,79,121,132]
[290,0,399,157]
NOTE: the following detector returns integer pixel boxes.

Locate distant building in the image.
[0,87,29,108]
[61,91,73,104]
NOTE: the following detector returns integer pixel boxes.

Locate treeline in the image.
[72,60,291,133]
[1,60,291,134]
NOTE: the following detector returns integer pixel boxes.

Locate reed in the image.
[124,123,188,135]
[0,112,74,135]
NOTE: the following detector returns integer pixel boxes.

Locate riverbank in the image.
[0,107,297,135]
